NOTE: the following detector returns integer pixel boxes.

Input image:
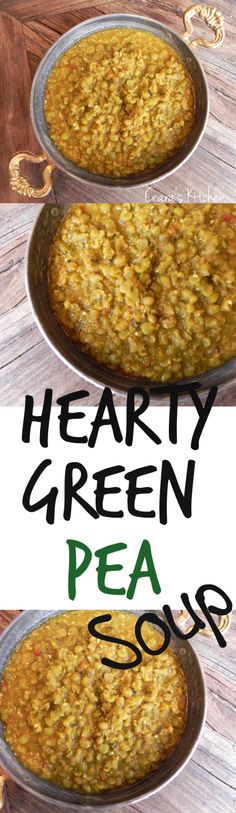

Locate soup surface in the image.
[44,29,195,176]
[49,203,236,381]
[0,611,186,793]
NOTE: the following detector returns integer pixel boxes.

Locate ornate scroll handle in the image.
[0,775,7,811]
[9,151,55,198]
[176,610,232,637]
[182,4,225,48]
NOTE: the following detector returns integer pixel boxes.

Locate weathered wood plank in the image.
[0,0,103,20]
[0,13,55,203]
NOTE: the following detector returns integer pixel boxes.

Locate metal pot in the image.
[0,609,207,810]
[9,4,224,199]
[26,204,236,400]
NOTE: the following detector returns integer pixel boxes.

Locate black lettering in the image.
[160,459,195,525]
[125,388,161,447]
[195,584,233,647]
[93,465,124,517]
[57,390,89,443]
[88,613,142,669]
[135,612,170,655]
[150,383,200,444]
[22,458,57,524]
[190,387,218,450]
[163,601,205,639]
[64,463,98,520]
[89,388,122,448]
[125,465,156,517]
[22,389,52,448]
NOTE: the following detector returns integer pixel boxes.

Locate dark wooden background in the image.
[0,0,235,203]
[0,611,235,813]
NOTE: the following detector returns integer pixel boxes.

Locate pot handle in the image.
[176,610,231,637]
[0,775,9,812]
[182,4,225,48]
[9,151,55,198]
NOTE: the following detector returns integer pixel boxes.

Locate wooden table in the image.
[0,610,235,813]
[1,202,236,405]
[0,0,235,203]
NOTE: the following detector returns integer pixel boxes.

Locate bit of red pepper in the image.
[222,214,233,222]
[168,223,177,235]
[33,650,42,657]
[68,64,76,71]
[79,657,88,670]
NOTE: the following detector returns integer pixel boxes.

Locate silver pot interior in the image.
[30,13,208,188]
[26,204,236,399]
[0,610,206,809]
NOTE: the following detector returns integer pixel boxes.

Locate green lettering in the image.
[95,542,126,595]
[67,539,92,600]
[127,539,161,600]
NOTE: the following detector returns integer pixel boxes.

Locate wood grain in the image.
[0,13,51,203]
[0,0,235,204]
[0,610,235,813]
[2,202,236,405]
